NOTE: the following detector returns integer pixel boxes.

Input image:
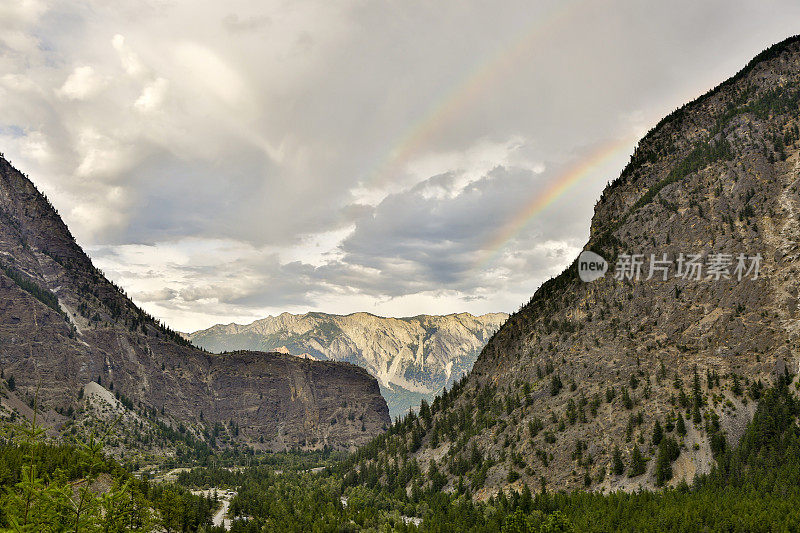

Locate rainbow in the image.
[360,1,585,191]
[475,137,634,269]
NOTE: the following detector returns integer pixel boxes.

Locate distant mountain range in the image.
[186,311,508,418]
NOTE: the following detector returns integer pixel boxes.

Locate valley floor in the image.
[3,379,800,532]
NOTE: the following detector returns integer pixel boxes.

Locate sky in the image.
[2,0,800,332]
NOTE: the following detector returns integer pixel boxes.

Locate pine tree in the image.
[692,365,703,424]
[652,420,663,446]
[419,399,432,427]
[677,413,687,436]
[655,437,680,486]
[628,446,646,477]
[549,374,563,396]
[612,446,624,475]
[621,387,633,409]
[665,411,675,432]
[732,373,742,396]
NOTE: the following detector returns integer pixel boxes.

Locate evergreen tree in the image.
[612,446,624,476]
[677,413,687,436]
[419,399,432,427]
[652,420,663,446]
[655,437,680,486]
[628,446,646,477]
[550,374,563,396]
[732,373,742,396]
[621,387,633,409]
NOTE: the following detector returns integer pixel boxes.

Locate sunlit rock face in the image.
[188,311,508,418]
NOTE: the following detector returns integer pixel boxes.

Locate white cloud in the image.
[134,77,169,112]
[172,42,250,108]
[134,287,178,303]
[69,185,130,238]
[111,34,146,78]
[56,66,105,100]
[19,130,49,162]
[0,0,47,54]
[74,129,131,179]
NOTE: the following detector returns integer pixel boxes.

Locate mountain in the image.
[0,155,390,454]
[350,36,800,498]
[186,311,508,418]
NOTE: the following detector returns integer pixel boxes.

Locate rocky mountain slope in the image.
[187,312,507,418]
[0,156,390,454]
[351,35,800,498]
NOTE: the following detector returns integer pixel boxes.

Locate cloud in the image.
[135,287,178,302]
[111,34,146,78]
[172,42,251,108]
[3,0,800,330]
[222,13,271,33]
[74,129,131,179]
[0,0,47,54]
[56,66,105,100]
[86,154,588,330]
[134,77,168,112]
[321,161,588,298]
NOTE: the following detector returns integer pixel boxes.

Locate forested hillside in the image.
[0,416,218,531]
[161,378,800,532]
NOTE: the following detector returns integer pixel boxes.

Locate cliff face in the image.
[188,311,507,418]
[363,36,800,497]
[0,157,389,451]
[207,352,389,449]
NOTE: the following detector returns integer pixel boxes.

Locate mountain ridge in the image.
[187,311,508,418]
